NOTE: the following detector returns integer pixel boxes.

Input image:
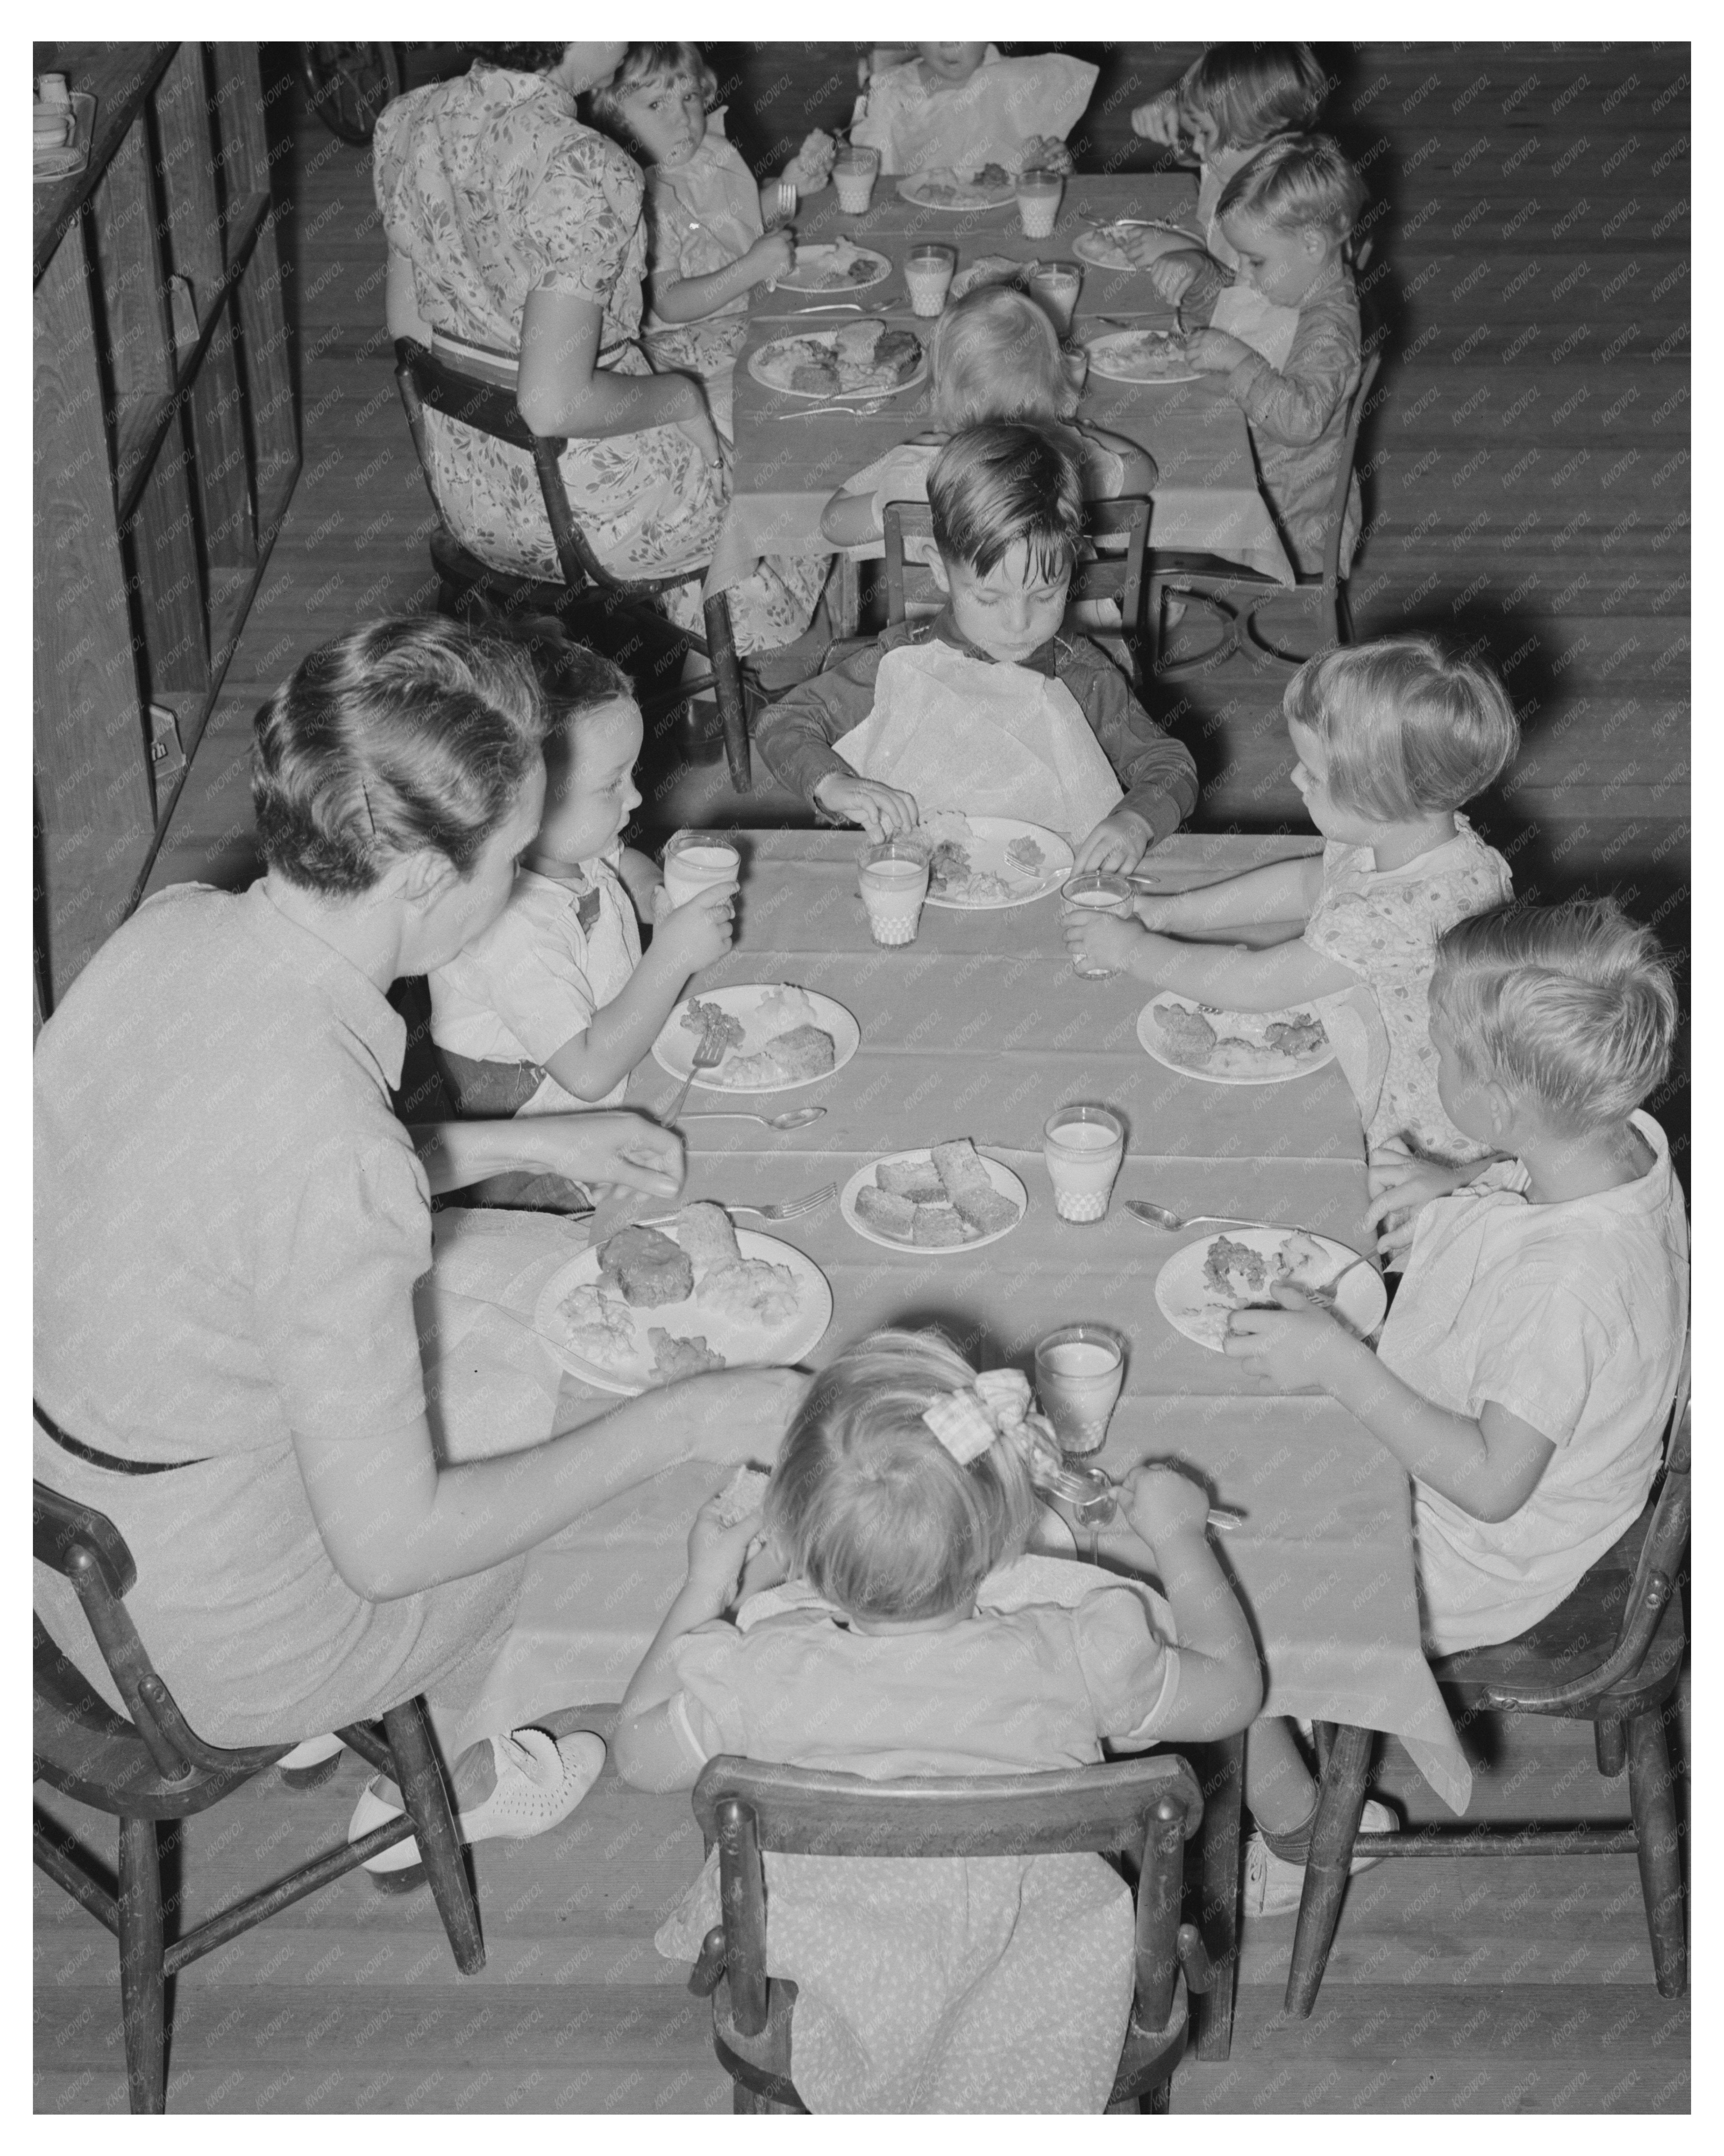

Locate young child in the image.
[760,423,1197,875]
[1064,637,1517,1167]
[851,42,1095,178]
[819,285,1156,556]
[1225,899,1688,1910]
[1176,135,1368,573]
[616,1327,1261,2112]
[594,44,836,437]
[429,634,736,1208]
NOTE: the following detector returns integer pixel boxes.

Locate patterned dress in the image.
[373,66,824,651]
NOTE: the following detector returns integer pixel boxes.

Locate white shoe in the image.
[1244,1799,1398,1917]
[348,1728,606,1881]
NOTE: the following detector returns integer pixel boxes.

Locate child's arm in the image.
[1190,284,1360,445]
[819,486,888,548]
[1065,421,1158,497]
[1365,1147,1512,1262]
[614,846,664,921]
[753,641,919,840]
[1138,854,1327,935]
[1062,912,1359,1009]
[1109,1466,1262,1735]
[1068,651,1198,871]
[614,1496,762,1793]
[648,229,795,324]
[1224,1298,1557,1523]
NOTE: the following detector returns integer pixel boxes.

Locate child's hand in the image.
[787,129,836,188]
[1222,1286,1349,1392]
[685,1496,764,1606]
[812,772,919,841]
[1365,1148,1463,1260]
[653,881,738,974]
[1131,894,1181,931]
[1073,810,1152,876]
[1019,132,1073,176]
[1121,1463,1212,1544]
[1184,328,1252,374]
[745,231,796,285]
[1141,248,1200,300]
[1129,91,1180,145]
[1061,906,1147,978]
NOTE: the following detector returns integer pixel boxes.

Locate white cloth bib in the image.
[832,641,1123,840]
[856,54,1096,177]
[1210,279,1301,372]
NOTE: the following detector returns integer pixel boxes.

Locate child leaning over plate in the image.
[755,422,1197,876]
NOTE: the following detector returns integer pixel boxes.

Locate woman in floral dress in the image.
[374,44,826,651]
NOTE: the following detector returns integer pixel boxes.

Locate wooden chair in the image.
[393,336,753,793]
[1285,1347,1691,2016]
[1148,346,1382,678]
[882,496,1154,688]
[684,1751,1212,2113]
[33,1476,485,2112]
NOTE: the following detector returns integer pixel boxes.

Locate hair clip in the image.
[921,1368,1035,1466]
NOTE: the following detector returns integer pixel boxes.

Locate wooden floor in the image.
[43,41,1690,2115]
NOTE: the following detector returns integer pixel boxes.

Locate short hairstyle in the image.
[1282,637,1520,821]
[1431,900,1678,1131]
[930,286,1079,430]
[590,42,717,127]
[491,619,637,799]
[927,422,1084,583]
[470,45,570,75]
[1178,43,1328,150]
[1218,132,1367,243]
[765,1328,1039,1623]
[251,617,547,897]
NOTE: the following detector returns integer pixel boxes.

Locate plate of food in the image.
[1073,218,1200,270]
[903,813,1073,909]
[1138,994,1336,1085]
[841,1139,1028,1252]
[777,240,893,293]
[1155,1228,1387,1353]
[949,254,1037,299]
[652,983,860,1093]
[897,166,1019,211]
[535,1203,832,1394]
[1084,328,1200,384]
[748,321,927,400]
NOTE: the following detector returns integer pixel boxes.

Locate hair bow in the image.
[921,1368,1035,1466]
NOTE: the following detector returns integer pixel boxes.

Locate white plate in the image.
[776,243,893,293]
[1073,218,1199,270]
[1084,328,1200,385]
[1138,994,1338,1085]
[748,326,927,401]
[535,1224,832,1395]
[841,1149,1029,1253]
[897,170,1018,211]
[949,255,1036,299]
[651,984,860,1093]
[912,815,1073,910]
[1155,1228,1387,1354]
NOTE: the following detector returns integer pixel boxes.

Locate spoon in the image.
[680,1107,827,1130]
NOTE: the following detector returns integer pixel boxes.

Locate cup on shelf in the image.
[37,73,70,108]
[905,243,957,317]
[857,840,930,945]
[833,144,881,214]
[1043,1103,1125,1223]
[1015,167,1063,239]
[1060,872,1134,978]
[1035,1324,1126,1456]
[1029,259,1082,335]
[662,831,741,911]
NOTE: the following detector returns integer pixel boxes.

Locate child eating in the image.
[1225,899,1688,1909]
[760,423,1196,876]
[616,1327,1261,2112]
[1063,636,1517,1167]
[851,43,1095,179]
[430,633,736,1208]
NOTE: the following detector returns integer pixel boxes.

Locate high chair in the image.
[684,1751,1212,2112]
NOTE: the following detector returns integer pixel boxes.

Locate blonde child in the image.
[593,45,836,437]
[763,423,1198,874]
[616,1327,1261,2112]
[1063,638,1518,1167]
[851,43,1093,179]
[430,634,736,1207]
[1225,899,1688,1909]
[819,284,1156,555]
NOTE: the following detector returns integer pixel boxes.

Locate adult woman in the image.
[34,617,803,1867]
[374,43,825,653]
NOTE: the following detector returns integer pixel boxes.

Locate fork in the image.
[639,1184,838,1227]
[664,1016,728,1125]
[772,404,886,420]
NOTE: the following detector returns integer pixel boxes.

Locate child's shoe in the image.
[1243,1798,1398,1917]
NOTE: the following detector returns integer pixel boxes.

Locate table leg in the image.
[1284,1721,1373,2018]
[1188,1731,1243,2062]
[833,552,861,639]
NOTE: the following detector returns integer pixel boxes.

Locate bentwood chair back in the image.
[33,1470,484,2112]
[393,336,753,793]
[684,1751,1211,2112]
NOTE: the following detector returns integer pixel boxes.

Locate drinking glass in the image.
[1035,1325,1126,1456]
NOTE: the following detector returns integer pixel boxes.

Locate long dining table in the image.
[423,827,1471,2054]
[706,172,1294,601]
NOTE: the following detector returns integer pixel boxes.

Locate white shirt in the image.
[1376,1113,1689,1653]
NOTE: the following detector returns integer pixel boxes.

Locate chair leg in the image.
[1626,1707,1687,1997]
[382,1700,485,1975]
[702,592,752,796]
[1189,1732,1242,2063]
[1595,1717,1628,1777]
[116,1814,167,2114]
[1284,1722,1373,2019]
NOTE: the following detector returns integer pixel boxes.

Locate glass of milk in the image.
[1034,1324,1126,1456]
[662,831,741,911]
[1060,872,1134,978]
[1042,1102,1124,1223]
[857,840,930,944]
